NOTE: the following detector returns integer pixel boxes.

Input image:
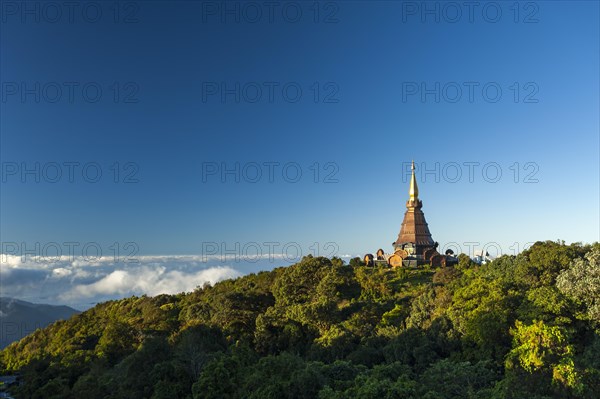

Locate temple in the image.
[393,160,435,256]
[365,161,456,268]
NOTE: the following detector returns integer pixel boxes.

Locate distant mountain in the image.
[0,298,79,348]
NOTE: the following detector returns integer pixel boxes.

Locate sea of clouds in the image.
[0,254,247,310]
[0,253,353,310]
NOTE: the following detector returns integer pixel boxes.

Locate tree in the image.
[457,254,475,270]
[506,320,583,395]
[556,248,600,324]
[331,257,345,267]
[349,257,364,268]
[418,359,498,398]
[523,241,586,287]
[96,321,138,365]
[272,256,333,307]
[174,325,226,380]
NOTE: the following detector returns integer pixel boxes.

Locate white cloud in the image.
[0,254,24,268]
[1,254,243,309]
[65,266,239,299]
[52,268,72,278]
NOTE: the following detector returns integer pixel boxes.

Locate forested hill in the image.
[1,241,599,399]
[0,298,80,349]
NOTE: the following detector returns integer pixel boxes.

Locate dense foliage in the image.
[1,241,599,398]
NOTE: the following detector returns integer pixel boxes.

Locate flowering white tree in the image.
[556,248,600,323]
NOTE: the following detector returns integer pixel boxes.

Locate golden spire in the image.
[409,160,419,201]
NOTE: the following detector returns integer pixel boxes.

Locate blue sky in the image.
[0,1,598,307]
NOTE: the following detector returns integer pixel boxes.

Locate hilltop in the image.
[1,241,599,399]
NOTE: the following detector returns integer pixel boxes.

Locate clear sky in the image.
[1,1,599,308]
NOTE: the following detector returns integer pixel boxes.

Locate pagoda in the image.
[388,161,445,267]
[363,161,456,268]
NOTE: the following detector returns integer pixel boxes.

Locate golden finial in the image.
[409,160,419,201]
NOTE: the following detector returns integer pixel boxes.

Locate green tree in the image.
[96,321,138,365]
[506,320,583,395]
[418,359,498,398]
[349,257,364,268]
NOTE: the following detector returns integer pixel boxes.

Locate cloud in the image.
[52,268,72,278]
[1,254,27,268]
[1,254,243,309]
[0,267,49,287]
[65,266,239,299]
